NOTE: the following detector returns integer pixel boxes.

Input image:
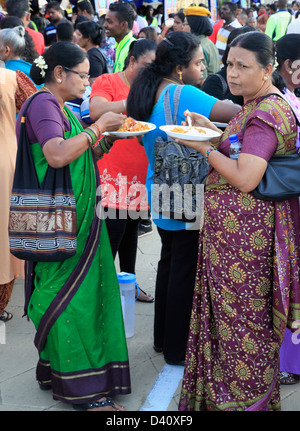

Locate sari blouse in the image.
[206,94,298,189]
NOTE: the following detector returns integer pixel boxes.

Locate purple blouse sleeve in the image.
[240,117,278,162]
[25,93,71,148]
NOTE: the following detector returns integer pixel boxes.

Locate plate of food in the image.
[159,125,221,141]
[104,118,156,137]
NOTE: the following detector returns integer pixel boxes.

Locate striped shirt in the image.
[215,18,242,64]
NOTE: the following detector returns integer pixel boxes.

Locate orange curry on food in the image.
[117,118,150,132]
[170,126,206,134]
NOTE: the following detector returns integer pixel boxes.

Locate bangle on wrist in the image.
[85,127,98,145]
[83,128,97,146]
[122,99,126,110]
[82,130,94,147]
[92,123,102,137]
[99,137,110,154]
[205,146,217,162]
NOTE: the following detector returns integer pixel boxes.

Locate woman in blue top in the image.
[127,31,240,365]
[0,25,42,89]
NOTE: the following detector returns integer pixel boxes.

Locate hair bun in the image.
[16,25,25,38]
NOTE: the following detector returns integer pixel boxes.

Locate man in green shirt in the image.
[104,2,136,73]
[265,0,293,41]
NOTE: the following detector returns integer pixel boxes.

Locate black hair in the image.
[6,0,29,19]
[229,31,275,68]
[74,14,89,27]
[0,15,24,29]
[76,20,104,46]
[274,33,300,92]
[77,0,95,15]
[138,26,158,42]
[30,41,88,86]
[127,31,200,120]
[109,2,135,30]
[46,1,62,12]
[222,1,238,14]
[187,14,213,36]
[123,38,156,69]
[174,12,185,22]
[56,20,74,42]
[222,25,258,66]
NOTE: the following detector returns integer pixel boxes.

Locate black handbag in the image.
[250,93,300,201]
[8,92,77,262]
[153,85,208,222]
[252,153,300,201]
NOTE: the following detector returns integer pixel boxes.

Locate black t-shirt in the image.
[87,47,108,79]
[201,67,243,106]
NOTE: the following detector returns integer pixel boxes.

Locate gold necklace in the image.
[41,86,68,118]
[122,71,130,88]
[163,77,183,85]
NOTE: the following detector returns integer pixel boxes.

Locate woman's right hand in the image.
[96,111,127,133]
[182,111,215,130]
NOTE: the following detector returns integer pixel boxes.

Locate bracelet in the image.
[99,137,110,154]
[122,99,126,110]
[205,146,217,162]
[84,127,98,145]
[92,123,102,137]
[82,130,94,147]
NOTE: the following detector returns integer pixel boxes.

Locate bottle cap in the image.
[229,134,238,143]
[117,272,136,284]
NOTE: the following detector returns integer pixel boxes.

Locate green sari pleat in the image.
[27,108,130,402]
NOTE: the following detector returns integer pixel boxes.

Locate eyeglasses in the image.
[63,66,90,81]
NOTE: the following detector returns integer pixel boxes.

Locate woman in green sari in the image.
[16,42,130,411]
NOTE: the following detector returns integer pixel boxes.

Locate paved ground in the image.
[0,225,299,412]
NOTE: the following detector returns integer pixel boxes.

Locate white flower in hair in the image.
[34,56,48,77]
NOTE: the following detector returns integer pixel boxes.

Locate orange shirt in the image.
[91,73,149,211]
[26,27,45,55]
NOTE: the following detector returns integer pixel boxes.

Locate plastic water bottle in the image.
[117,272,136,338]
[229,134,242,160]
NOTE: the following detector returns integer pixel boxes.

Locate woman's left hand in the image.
[174,138,212,155]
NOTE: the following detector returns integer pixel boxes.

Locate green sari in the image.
[26,107,131,404]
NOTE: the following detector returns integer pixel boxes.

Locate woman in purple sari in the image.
[177,32,300,411]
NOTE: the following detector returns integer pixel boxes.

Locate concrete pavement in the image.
[0,225,299,411]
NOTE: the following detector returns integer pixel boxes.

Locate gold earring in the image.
[178,71,183,81]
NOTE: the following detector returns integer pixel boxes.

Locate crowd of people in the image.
[1,0,300,412]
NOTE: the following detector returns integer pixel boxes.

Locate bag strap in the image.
[21,90,45,120]
[163,85,184,125]
[215,73,228,95]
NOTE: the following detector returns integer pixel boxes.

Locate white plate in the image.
[103,121,156,138]
[213,122,228,128]
[159,125,221,141]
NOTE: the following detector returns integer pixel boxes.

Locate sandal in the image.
[135,283,154,303]
[280,371,300,385]
[0,310,13,322]
[73,396,125,411]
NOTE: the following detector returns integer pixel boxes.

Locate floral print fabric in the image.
[178,94,300,411]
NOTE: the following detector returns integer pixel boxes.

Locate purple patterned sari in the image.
[178,94,300,411]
